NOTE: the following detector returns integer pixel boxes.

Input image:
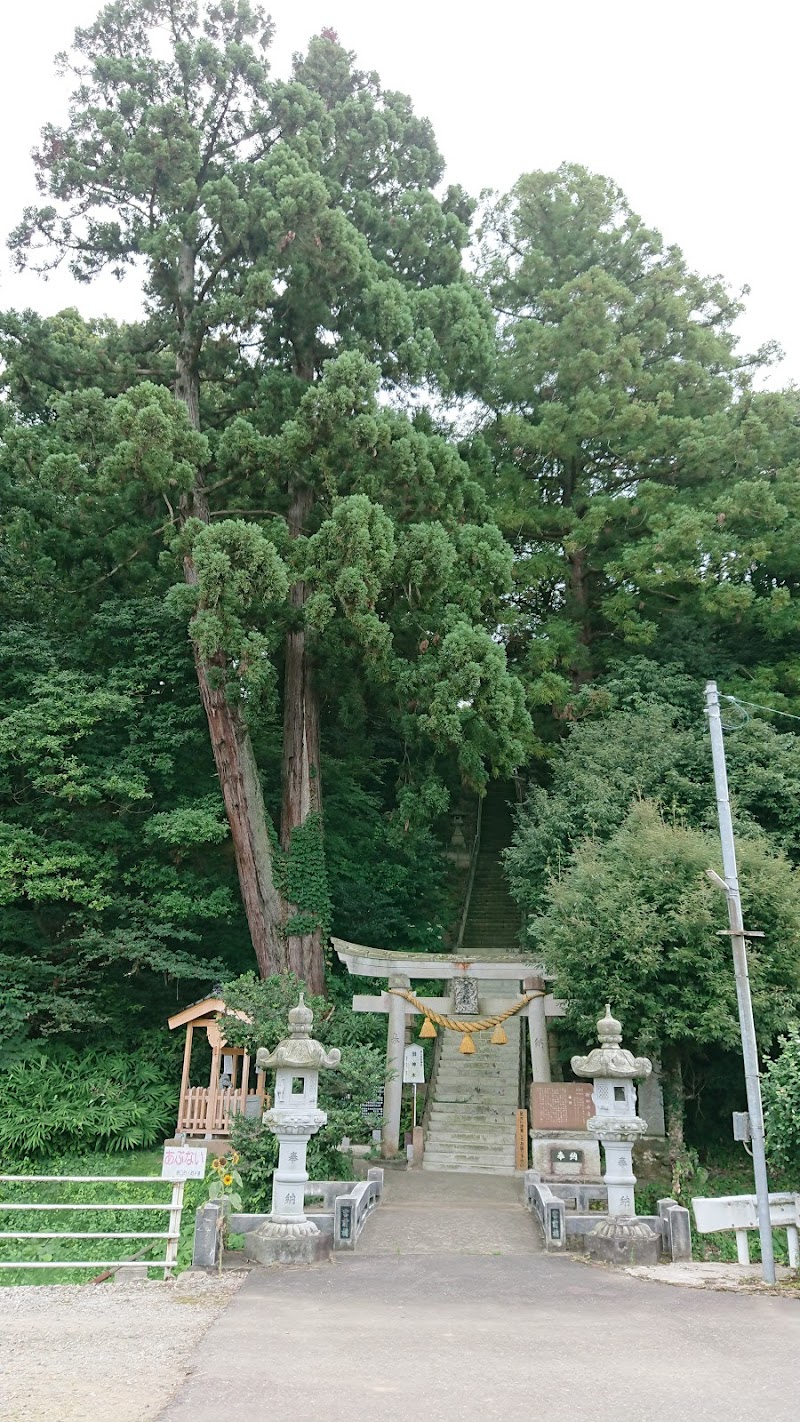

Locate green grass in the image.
[0,1148,209,1286]
[638,1152,799,1266]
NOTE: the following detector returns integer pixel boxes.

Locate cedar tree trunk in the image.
[280,478,325,995]
[177,242,287,978]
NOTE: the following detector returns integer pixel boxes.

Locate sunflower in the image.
[230,1151,240,1165]
[211,1158,223,1173]
[222,1173,234,1187]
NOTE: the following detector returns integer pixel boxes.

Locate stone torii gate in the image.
[332,937,566,1157]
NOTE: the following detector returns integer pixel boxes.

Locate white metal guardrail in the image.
[692,1193,800,1267]
[0,1175,186,1278]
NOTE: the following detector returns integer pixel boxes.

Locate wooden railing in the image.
[177,1086,264,1136]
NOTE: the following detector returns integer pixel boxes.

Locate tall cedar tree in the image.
[475,164,772,702]
[12,2,498,989]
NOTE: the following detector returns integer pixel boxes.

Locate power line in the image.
[724,695,800,724]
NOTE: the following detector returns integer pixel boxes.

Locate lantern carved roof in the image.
[571,1005,652,1081]
[255,994,341,1072]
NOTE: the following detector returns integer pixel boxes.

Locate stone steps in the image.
[423,784,524,1174]
[423,1142,516,1159]
[424,1132,515,1146]
[434,1080,518,1094]
[421,1161,518,1176]
[423,1156,517,1172]
[423,1008,520,1173]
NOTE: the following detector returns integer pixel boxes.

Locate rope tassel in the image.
[388,987,542,1044]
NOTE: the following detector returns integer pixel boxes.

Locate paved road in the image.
[160,1173,799,1422]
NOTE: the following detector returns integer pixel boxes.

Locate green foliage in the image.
[222,973,385,1203]
[0,606,235,1054]
[228,1116,278,1212]
[3,5,521,991]
[282,813,331,940]
[506,670,800,925]
[763,1025,800,1183]
[529,801,800,1141]
[1,4,799,1188]
[0,1041,179,1156]
[0,1147,207,1284]
[474,163,795,709]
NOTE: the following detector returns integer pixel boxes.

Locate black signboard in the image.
[550,1148,584,1167]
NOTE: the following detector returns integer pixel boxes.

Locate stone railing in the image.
[524,1173,566,1251]
[333,1171,384,1251]
[192,1168,384,1269]
[523,1170,691,1261]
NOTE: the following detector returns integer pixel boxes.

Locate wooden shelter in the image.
[168,997,267,1139]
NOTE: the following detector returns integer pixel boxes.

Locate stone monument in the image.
[571,1005,660,1264]
[246,993,341,1264]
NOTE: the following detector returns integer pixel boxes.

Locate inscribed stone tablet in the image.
[530,1083,594,1131]
[452,976,479,1014]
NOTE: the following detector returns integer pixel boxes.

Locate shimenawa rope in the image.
[387,987,543,1053]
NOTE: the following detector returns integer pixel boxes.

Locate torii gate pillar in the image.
[383,974,409,1157]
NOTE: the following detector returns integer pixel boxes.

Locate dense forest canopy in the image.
[2,0,799,1161]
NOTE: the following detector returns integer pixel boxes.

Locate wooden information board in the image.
[515,1109,529,1170]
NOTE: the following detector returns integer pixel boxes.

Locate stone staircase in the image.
[421,784,524,1175]
[422,1011,521,1175]
[460,783,521,958]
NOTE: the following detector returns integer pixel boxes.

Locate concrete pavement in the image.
[159,1171,799,1422]
[356,1167,541,1256]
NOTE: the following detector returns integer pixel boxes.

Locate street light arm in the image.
[706,868,729,894]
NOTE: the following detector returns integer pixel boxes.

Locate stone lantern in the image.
[571,1004,652,1216]
[250,994,340,1253]
[570,1005,660,1264]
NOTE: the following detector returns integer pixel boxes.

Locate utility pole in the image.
[704,681,775,1284]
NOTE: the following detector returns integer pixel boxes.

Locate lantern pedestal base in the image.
[244,1220,331,1266]
[585,1215,661,1266]
[257,1217,319,1238]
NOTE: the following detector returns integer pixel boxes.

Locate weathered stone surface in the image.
[638,1071,667,1136]
[192,1202,223,1270]
[585,1215,661,1266]
[530,1083,594,1131]
[230,1209,335,1239]
[451,976,479,1014]
[243,1229,331,1265]
[658,1200,692,1263]
[412,1125,424,1165]
[531,1134,601,1181]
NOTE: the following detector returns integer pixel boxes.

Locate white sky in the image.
[2,0,798,385]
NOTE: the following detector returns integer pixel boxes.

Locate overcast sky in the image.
[2,0,797,385]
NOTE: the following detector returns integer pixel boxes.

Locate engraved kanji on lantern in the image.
[253,994,341,1238]
[571,1005,652,1218]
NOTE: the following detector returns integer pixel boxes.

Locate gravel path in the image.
[0,1271,246,1422]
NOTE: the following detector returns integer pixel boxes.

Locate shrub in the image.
[763,1024,800,1184]
[0,1041,178,1157]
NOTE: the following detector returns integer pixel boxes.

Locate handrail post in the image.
[165,1180,184,1278]
[455,793,483,953]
